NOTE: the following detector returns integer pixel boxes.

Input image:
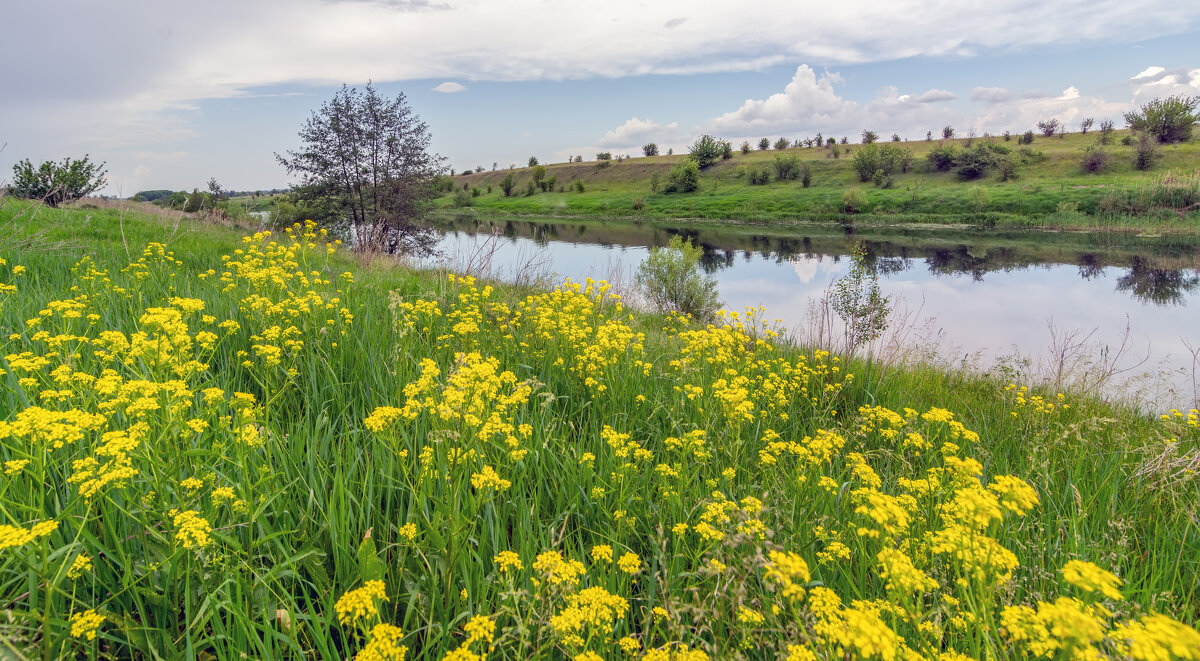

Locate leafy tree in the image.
[207,177,227,201]
[926,145,958,172]
[1021,130,1035,145]
[758,138,770,150]
[635,235,719,322]
[531,165,547,189]
[942,126,955,139]
[663,160,700,193]
[773,155,801,180]
[595,152,612,161]
[721,141,734,160]
[688,134,724,169]
[642,143,659,157]
[1080,117,1094,134]
[8,155,107,207]
[831,245,890,355]
[747,165,771,185]
[1037,118,1060,137]
[276,83,443,255]
[500,172,517,197]
[1098,120,1115,145]
[528,156,539,167]
[891,133,902,142]
[1124,95,1200,143]
[800,164,812,188]
[861,129,879,144]
[774,137,791,150]
[1134,133,1160,170]
[1080,145,1109,173]
[740,140,752,154]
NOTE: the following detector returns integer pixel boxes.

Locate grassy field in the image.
[2,197,1199,660]
[442,131,1200,231]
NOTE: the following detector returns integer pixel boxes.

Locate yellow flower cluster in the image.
[336,580,388,626]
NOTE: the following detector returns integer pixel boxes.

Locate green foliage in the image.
[861,129,879,144]
[525,180,537,196]
[500,172,517,197]
[642,143,659,157]
[758,137,770,150]
[1099,120,1115,145]
[852,144,911,183]
[721,141,734,160]
[650,171,661,193]
[774,137,791,150]
[800,163,812,188]
[1080,145,1109,174]
[1135,133,1160,171]
[772,154,801,181]
[574,179,586,193]
[1038,118,1061,137]
[688,135,724,169]
[955,143,1005,180]
[740,140,752,154]
[433,175,456,193]
[664,160,700,193]
[596,152,613,161]
[635,235,720,322]
[8,155,107,208]
[830,245,891,354]
[1080,117,1094,134]
[452,187,473,207]
[969,185,990,211]
[1124,95,1199,143]
[528,156,539,167]
[1021,130,1035,145]
[182,189,207,213]
[942,126,955,139]
[747,165,771,185]
[842,188,867,213]
[131,189,174,203]
[926,145,958,172]
[996,155,1020,182]
[532,165,547,186]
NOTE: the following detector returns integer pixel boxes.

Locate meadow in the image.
[440,131,1200,232]
[1,198,1199,660]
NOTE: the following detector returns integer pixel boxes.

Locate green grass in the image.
[1,198,1198,659]
[444,131,1200,232]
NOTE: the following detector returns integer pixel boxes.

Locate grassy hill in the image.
[443,130,1200,231]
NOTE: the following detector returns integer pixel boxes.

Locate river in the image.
[421,214,1200,411]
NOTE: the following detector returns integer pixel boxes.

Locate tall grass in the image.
[1,202,1198,659]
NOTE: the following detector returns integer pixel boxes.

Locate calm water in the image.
[423,215,1200,410]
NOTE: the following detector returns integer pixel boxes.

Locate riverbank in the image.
[2,198,1198,657]
[442,129,1200,232]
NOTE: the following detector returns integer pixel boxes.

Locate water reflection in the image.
[431,214,1200,307]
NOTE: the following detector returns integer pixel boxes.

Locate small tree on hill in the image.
[758,138,770,150]
[663,160,700,193]
[1080,117,1094,134]
[642,143,659,157]
[500,172,517,197]
[774,137,791,150]
[1124,95,1200,144]
[942,126,955,139]
[740,140,752,154]
[1037,118,1060,137]
[1098,119,1115,144]
[688,134,723,169]
[528,156,539,167]
[861,130,879,144]
[9,155,107,208]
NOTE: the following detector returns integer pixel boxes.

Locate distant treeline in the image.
[131,188,289,204]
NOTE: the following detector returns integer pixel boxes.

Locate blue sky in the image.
[1,1,1198,195]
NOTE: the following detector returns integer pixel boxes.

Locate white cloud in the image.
[433,81,467,93]
[913,89,958,104]
[971,87,1013,103]
[595,117,681,149]
[1133,66,1167,79]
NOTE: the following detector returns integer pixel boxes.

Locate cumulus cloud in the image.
[595,117,682,149]
[913,89,957,103]
[971,87,1013,103]
[433,81,467,93]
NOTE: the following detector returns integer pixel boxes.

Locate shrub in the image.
[862,130,879,144]
[452,187,473,207]
[926,145,958,172]
[842,188,867,213]
[8,155,108,208]
[1134,133,1159,170]
[635,235,719,322]
[595,159,611,169]
[996,155,1020,181]
[969,185,990,211]
[747,165,771,185]
[664,159,700,193]
[942,126,955,139]
[542,175,557,192]
[1080,117,1094,134]
[871,170,895,189]
[182,189,207,213]
[774,137,791,150]
[1003,131,1011,141]
[773,154,801,181]
[740,140,751,154]
[800,164,812,188]
[1018,147,1046,164]
[524,180,536,196]
[1080,145,1109,173]
[852,145,880,182]
[891,133,902,142]
[642,143,659,157]
[721,141,734,160]
[1124,95,1199,143]
[840,136,849,145]
[574,180,585,192]
[688,134,723,169]
[528,156,539,167]
[500,172,517,197]
[758,137,770,150]
[596,152,612,161]
[1037,119,1060,137]
[532,165,547,187]
[1121,135,1134,146]
[954,143,999,180]
[1021,130,1035,145]
[650,171,661,193]
[1099,119,1115,145]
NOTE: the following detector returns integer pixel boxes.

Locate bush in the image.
[758,138,770,150]
[524,180,536,196]
[528,156,539,167]
[891,133,901,142]
[1080,145,1109,173]
[1124,95,1199,143]
[871,170,895,189]
[664,159,700,193]
[769,137,787,150]
[1037,118,1060,137]
[747,165,771,185]
[852,144,909,183]
[642,143,659,157]
[926,145,958,172]
[1080,117,1094,134]
[500,172,517,197]
[596,152,612,161]
[773,154,801,181]
[182,190,207,213]
[954,143,1000,180]
[740,140,752,154]
[1099,119,1115,145]
[650,171,661,193]
[800,164,812,188]
[968,185,990,211]
[532,165,547,187]
[1135,133,1159,171]
[688,135,723,169]
[574,180,586,193]
[996,155,1020,182]
[635,235,720,322]
[8,155,108,208]
[942,126,955,139]
[861,130,879,144]
[721,141,734,160]
[1021,130,1035,145]
[452,187,473,207]
[842,188,867,213]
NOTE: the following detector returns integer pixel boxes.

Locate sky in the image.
[2,0,1199,196]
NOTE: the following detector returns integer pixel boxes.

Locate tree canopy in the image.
[9,155,107,208]
[276,82,444,254]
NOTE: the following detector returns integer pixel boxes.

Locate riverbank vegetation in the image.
[2,198,1198,659]
[441,128,1200,231]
